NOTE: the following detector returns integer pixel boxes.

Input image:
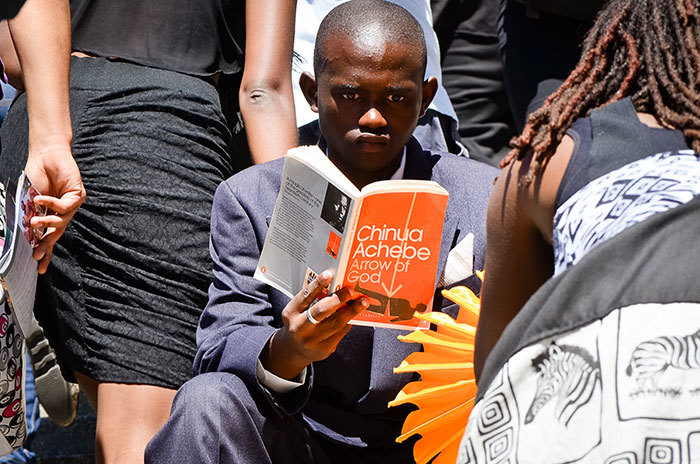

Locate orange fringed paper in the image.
[388,271,482,464]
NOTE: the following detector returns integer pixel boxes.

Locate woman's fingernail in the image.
[360,298,369,308]
[320,270,332,280]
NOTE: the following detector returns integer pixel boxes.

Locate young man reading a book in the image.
[146,1,497,462]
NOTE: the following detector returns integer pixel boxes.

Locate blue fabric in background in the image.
[0,83,16,123]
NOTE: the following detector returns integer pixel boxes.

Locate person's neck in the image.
[637,112,674,130]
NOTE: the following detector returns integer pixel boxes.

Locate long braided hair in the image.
[502,0,700,183]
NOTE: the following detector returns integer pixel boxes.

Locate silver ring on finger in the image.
[306,308,320,325]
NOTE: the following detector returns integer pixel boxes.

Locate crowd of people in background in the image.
[0,0,698,463]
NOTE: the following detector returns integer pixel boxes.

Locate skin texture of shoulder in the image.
[474,135,573,380]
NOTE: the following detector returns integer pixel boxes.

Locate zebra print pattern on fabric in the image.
[460,304,700,464]
[526,343,600,426]
[460,173,700,463]
[626,329,700,389]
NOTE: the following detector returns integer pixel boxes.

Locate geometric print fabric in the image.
[553,150,700,275]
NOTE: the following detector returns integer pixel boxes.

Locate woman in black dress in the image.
[1,0,297,462]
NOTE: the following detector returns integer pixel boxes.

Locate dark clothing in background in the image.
[431,0,515,166]
[0,57,234,388]
[497,0,601,131]
[0,0,248,388]
[0,0,24,20]
[70,0,245,77]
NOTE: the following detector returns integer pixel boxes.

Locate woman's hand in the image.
[26,142,85,273]
[7,0,82,274]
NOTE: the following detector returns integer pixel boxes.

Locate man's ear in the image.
[419,76,438,117]
[299,71,319,113]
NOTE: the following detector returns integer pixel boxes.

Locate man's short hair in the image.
[313,0,427,78]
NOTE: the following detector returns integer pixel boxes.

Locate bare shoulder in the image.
[517,135,574,243]
[475,136,574,378]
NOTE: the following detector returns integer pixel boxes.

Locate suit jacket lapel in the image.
[403,138,460,286]
[402,138,433,181]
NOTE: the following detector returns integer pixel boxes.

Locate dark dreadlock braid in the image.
[502,0,700,184]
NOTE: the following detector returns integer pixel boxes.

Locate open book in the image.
[1,172,44,339]
[254,146,449,330]
[0,172,44,453]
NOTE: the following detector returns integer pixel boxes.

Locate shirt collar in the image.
[325,146,407,181]
[390,147,407,180]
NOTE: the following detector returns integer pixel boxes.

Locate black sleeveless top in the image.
[556,98,689,210]
[0,0,24,20]
[70,0,245,77]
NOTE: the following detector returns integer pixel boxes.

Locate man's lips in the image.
[355,134,389,145]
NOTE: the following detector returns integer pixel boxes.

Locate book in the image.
[0,172,44,453]
[254,146,449,330]
[1,172,45,340]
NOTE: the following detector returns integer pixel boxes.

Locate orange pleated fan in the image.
[388,271,482,464]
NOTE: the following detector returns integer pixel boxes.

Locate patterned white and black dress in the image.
[460,98,700,464]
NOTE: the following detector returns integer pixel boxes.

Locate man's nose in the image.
[358,106,387,130]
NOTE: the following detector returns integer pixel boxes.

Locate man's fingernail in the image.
[320,270,332,280]
[360,298,369,308]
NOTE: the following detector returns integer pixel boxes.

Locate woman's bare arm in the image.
[7,0,85,273]
[474,136,574,380]
[239,0,298,164]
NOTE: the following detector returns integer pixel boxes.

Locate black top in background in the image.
[0,0,25,20]
[69,0,245,77]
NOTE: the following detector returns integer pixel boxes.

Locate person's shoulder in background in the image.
[428,147,499,199]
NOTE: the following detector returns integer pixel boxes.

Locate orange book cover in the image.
[255,146,449,330]
[340,188,448,330]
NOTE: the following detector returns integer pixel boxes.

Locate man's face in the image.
[334,195,349,219]
[302,34,435,188]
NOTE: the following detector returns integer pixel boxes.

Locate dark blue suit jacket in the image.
[194,139,497,447]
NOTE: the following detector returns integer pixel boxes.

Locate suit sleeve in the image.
[193,180,312,413]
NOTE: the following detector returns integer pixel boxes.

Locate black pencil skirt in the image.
[0,57,235,388]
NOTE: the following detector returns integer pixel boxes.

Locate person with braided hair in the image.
[459,0,700,461]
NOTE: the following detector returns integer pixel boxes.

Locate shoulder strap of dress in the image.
[589,97,654,180]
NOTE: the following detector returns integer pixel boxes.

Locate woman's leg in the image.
[75,371,176,464]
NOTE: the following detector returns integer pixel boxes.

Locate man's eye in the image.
[388,95,406,103]
[342,93,359,101]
